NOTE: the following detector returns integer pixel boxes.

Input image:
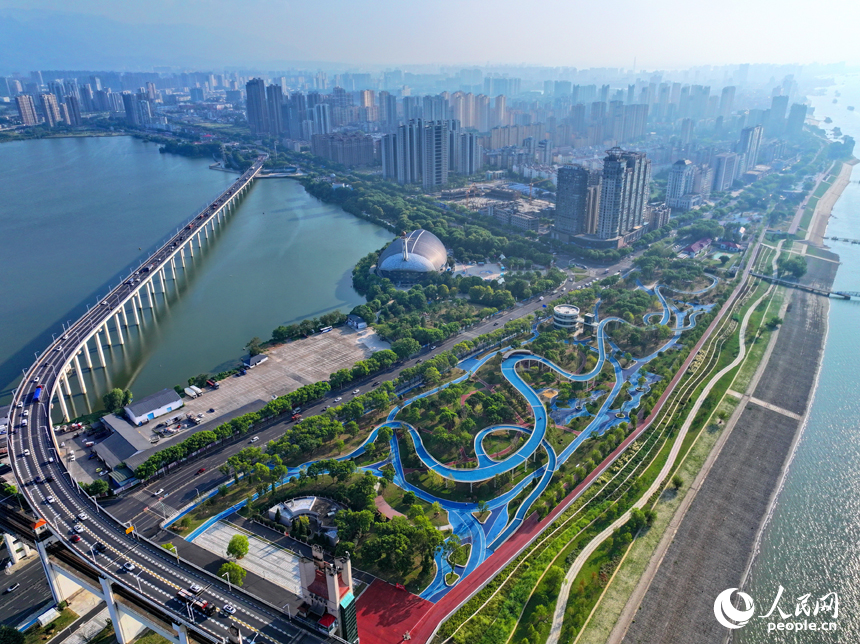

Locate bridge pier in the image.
[95,331,107,368]
[180,246,187,265]
[196,231,202,249]
[103,322,113,346]
[114,313,124,344]
[159,268,167,293]
[188,241,194,258]
[55,386,70,421]
[146,280,155,307]
[61,371,72,396]
[121,304,129,327]
[132,296,141,324]
[100,577,148,644]
[82,340,93,369]
[3,534,31,564]
[171,257,177,278]
[73,355,87,394]
[204,222,209,239]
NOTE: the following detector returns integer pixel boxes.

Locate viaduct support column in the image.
[181,246,187,265]
[99,577,147,644]
[82,339,93,369]
[73,354,87,394]
[103,322,113,346]
[188,241,194,258]
[159,268,167,292]
[173,624,190,644]
[132,296,141,325]
[196,232,202,249]
[171,257,177,278]
[114,313,124,344]
[204,222,209,239]
[95,331,107,368]
[61,371,72,396]
[121,304,129,327]
[36,541,71,603]
[146,280,155,307]
[56,387,70,422]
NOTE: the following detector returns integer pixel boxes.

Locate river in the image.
[0,135,392,408]
[738,75,860,642]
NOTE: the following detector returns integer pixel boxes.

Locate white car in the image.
[33,377,39,383]
[16,402,23,408]
[73,524,84,533]
[123,562,135,572]
[45,496,54,504]
[222,604,236,615]
[335,397,342,402]
[189,583,202,593]
[23,449,30,456]
[353,389,360,395]
[22,410,28,417]
[77,513,89,521]
[250,436,260,443]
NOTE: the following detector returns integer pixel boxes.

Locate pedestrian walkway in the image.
[60,608,109,644]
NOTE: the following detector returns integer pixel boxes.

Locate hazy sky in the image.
[2,0,859,72]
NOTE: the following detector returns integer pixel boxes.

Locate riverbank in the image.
[807,158,857,246]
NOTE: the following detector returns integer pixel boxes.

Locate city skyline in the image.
[2,0,860,73]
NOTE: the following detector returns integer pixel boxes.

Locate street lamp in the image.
[223,571,231,592]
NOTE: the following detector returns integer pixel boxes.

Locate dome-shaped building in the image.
[377,229,448,282]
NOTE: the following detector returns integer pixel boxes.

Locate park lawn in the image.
[381,482,450,528]
[472,509,491,523]
[482,429,523,458]
[449,543,472,567]
[172,476,257,534]
[446,572,460,585]
[132,630,171,644]
[405,460,530,504]
[23,608,79,644]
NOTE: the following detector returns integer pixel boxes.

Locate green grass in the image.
[23,608,79,644]
[132,630,172,644]
[381,482,450,527]
[446,572,460,585]
[449,543,472,567]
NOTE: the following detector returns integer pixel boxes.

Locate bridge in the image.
[751,272,852,299]
[6,155,349,644]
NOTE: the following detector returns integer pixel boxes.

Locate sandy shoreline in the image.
[807,158,857,246]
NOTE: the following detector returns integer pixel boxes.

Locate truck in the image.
[142,263,156,273]
[33,385,43,403]
[183,387,198,399]
[176,589,216,616]
[206,379,220,390]
[189,385,203,396]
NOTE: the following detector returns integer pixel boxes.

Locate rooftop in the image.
[124,388,182,418]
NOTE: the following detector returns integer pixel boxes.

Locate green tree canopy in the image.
[218,561,247,587]
[226,534,249,559]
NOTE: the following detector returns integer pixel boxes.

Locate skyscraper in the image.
[381,120,470,188]
[786,103,807,137]
[15,94,38,126]
[719,86,736,120]
[313,103,331,135]
[64,95,82,126]
[666,159,695,208]
[245,78,269,136]
[712,152,739,192]
[556,165,601,236]
[39,93,61,127]
[597,148,651,240]
[266,84,284,135]
[738,125,763,172]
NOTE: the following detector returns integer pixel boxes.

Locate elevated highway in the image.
[5,156,343,644]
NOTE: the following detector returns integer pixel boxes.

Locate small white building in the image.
[243,354,269,368]
[346,314,367,330]
[553,304,581,330]
[124,388,183,426]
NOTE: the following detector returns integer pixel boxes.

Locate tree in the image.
[392,337,421,359]
[245,337,263,356]
[102,388,132,414]
[226,534,249,559]
[403,490,417,506]
[423,367,441,385]
[442,534,461,574]
[476,499,489,515]
[218,562,247,587]
[0,626,24,644]
[82,479,109,496]
[291,515,311,540]
[767,315,783,328]
[671,474,684,490]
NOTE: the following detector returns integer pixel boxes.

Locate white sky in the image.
[3,0,860,69]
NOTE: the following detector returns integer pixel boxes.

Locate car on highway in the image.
[33,377,38,382]
[222,604,236,615]
[70,535,82,543]
[33,476,42,484]
[123,562,135,572]
[250,436,260,443]
[153,488,165,496]
[73,523,84,533]
[5,584,19,594]
[94,542,107,553]
[352,389,360,395]
[196,468,206,475]
[22,449,30,456]
[16,402,23,408]
[45,496,54,504]
[77,513,88,521]
[189,583,202,593]
[334,397,342,402]
[493,322,499,326]
[22,410,28,417]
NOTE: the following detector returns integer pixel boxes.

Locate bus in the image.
[33,386,43,404]
[176,589,216,616]
[320,326,333,333]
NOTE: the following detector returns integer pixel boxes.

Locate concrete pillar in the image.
[56,387,70,422]
[36,541,73,603]
[4,534,22,564]
[95,331,107,368]
[188,241,194,258]
[114,313,124,344]
[204,222,209,239]
[159,268,167,292]
[197,232,202,249]
[100,577,147,644]
[82,339,93,369]
[103,322,113,346]
[171,257,177,278]
[147,280,155,307]
[73,355,87,394]
[173,624,190,644]
[61,371,72,396]
[132,297,141,325]
[181,246,187,266]
[121,303,129,327]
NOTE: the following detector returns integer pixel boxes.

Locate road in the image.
[107,258,634,537]
[6,156,335,644]
[0,558,53,628]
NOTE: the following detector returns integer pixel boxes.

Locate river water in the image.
[738,75,860,642]
[0,136,392,408]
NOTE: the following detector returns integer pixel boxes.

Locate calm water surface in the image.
[738,75,860,642]
[0,136,391,408]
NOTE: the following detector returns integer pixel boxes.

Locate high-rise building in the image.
[597,148,651,240]
[787,103,807,137]
[712,152,739,192]
[190,87,205,103]
[64,95,82,126]
[738,125,763,172]
[556,165,601,236]
[381,119,472,188]
[311,132,375,166]
[768,95,789,135]
[39,93,61,127]
[245,78,269,136]
[666,159,695,208]
[266,84,284,135]
[719,86,735,119]
[313,103,331,135]
[121,92,151,127]
[16,94,39,126]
